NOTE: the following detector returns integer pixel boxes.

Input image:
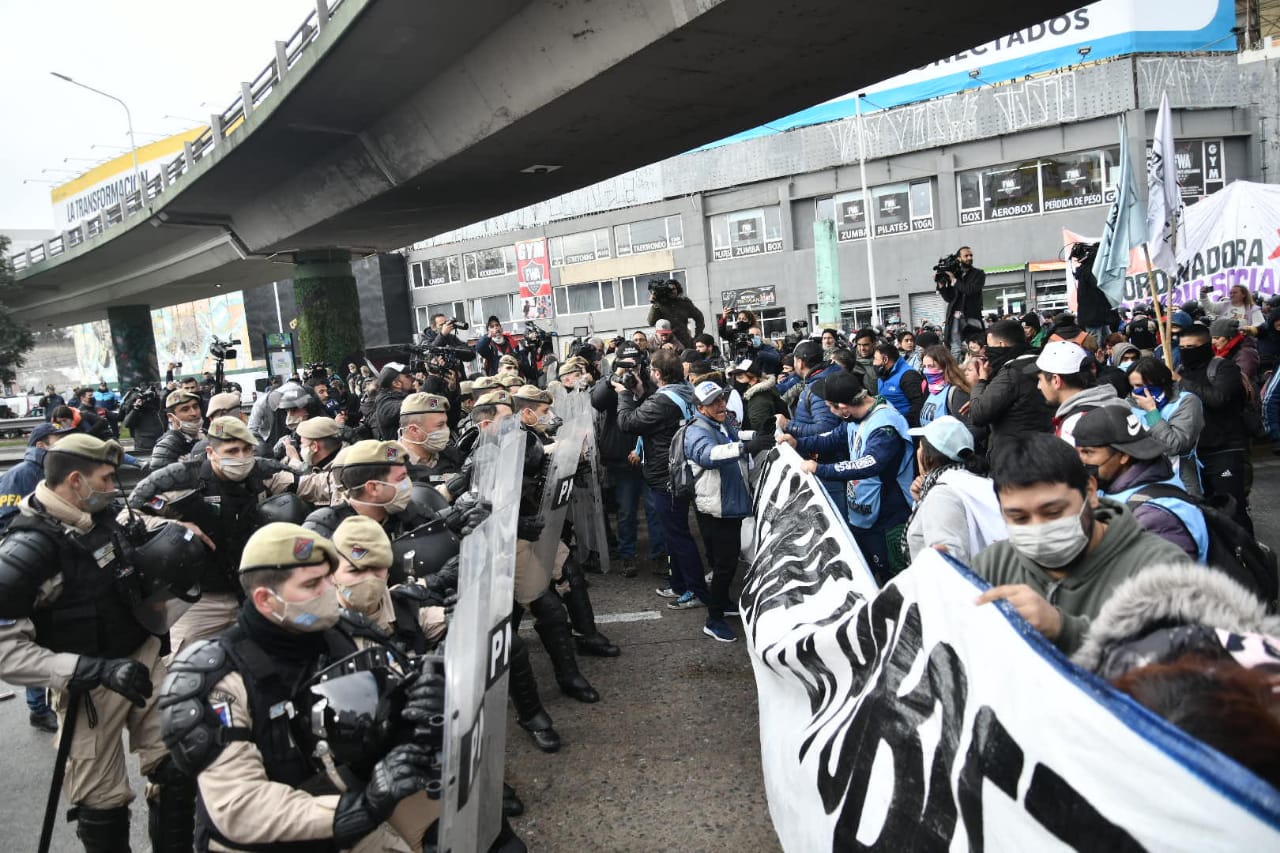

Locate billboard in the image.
[515,238,553,320]
[50,127,206,230]
[713,0,1236,146]
[150,291,254,374]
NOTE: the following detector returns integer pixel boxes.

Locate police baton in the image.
[38,690,81,853]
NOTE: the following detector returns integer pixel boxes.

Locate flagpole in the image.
[1141,245,1173,369]
[1165,214,1179,371]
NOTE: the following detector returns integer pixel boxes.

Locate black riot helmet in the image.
[304,647,407,779]
[255,492,314,526]
[410,480,449,515]
[389,520,460,586]
[128,522,209,634]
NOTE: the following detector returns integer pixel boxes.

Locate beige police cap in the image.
[513,384,552,404]
[496,374,523,389]
[342,439,408,467]
[459,380,474,396]
[165,389,200,410]
[401,392,450,416]
[475,390,513,407]
[206,392,242,416]
[207,416,257,446]
[46,433,124,466]
[557,358,587,378]
[332,515,393,570]
[297,416,341,440]
[471,375,503,393]
[239,522,339,573]
[498,354,519,368]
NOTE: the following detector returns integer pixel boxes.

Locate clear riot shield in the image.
[564,389,611,573]
[521,391,590,602]
[437,417,522,853]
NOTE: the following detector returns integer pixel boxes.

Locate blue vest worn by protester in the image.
[1129,392,1203,493]
[846,402,915,530]
[919,385,952,426]
[877,358,913,418]
[1109,475,1210,562]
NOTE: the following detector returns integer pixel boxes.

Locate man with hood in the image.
[779,340,846,515]
[1034,340,1131,446]
[973,433,1190,656]
[967,320,1053,455]
[1097,341,1140,398]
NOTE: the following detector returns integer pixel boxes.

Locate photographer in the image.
[421,314,475,356]
[646,279,705,350]
[516,323,552,385]
[717,307,757,342]
[121,385,167,453]
[693,334,723,371]
[475,316,522,375]
[935,246,986,358]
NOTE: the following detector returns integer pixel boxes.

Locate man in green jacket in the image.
[972,433,1190,655]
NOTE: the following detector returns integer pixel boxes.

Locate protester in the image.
[897,330,922,370]
[967,319,1053,454]
[918,345,971,426]
[475,316,523,375]
[1127,356,1204,497]
[903,416,1005,565]
[972,433,1190,655]
[872,342,924,427]
[1035,340,1129,445]
[1201,284,1265,327]
[1210,318,1260,385]
[779,340,846,515]
[730,357,788,434]
[647,279,704,349]
[850,329,879,393]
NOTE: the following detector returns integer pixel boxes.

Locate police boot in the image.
[530,590,600,704]
[509,632,561,753]
[147,757,196,853]
[488,816,529,853]
[503,781,525,817]
[73,805,132,853]
[580,550,605,575]
[562,557,620,658]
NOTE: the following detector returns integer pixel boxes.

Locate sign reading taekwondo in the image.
[712,0,1235,145]
[50,128,206,230]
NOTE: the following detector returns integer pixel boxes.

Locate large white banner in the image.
[743,445,1280,851]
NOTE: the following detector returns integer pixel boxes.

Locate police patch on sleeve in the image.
[147,496,167,511]
[211,701,233,727]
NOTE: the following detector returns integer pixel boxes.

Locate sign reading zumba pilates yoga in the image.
[742,444,1280,850]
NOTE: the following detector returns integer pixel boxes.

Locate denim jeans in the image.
[642,483,668,559]
[609,463,663,559]
[650,488,705,598]
[26,686,49,714]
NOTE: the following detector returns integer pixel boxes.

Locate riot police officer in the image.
[294,416,349,507]
[158,522,442,851]
[0,434,195,852]
[150,389,204,469]
[129,416,304,653]
[397,393,465,486]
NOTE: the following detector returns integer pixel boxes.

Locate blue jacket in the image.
[0,446,45,533]
[786,364,842,440]
[800,400,914,531]
[1264,369,1280,444]
[684,413,751,519]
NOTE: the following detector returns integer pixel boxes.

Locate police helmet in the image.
[389,521,460,585]
[255,492,314,526]
[410,480,449,515]
[129,522,210,634]
[304,647,407,778]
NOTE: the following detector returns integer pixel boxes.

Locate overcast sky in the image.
[0,0,316,232]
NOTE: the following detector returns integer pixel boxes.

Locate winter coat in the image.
[0,446,45,533]
[647,296,706,350]
[590,379,636,466]
[1219,334,1260,384]
[1053,384,1131,445]
[1103,457,1201,559]
[684,413,751,519]
[372,389,408,441]
[1072,562,1280,678]
[1132,389,1204,498]
[971,499,1191,655]
[967,352,1053,455]
[742,377,788,435]
[616,382,697,490]
[905,468,1007,565]
[1178,356,1246,452]
[475,333,521,375]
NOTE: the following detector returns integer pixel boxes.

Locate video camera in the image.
[448,317,469,331]
[209,337,241,360]
[933,254,963,287]
[409,343,472,378]
[647,278,679,301]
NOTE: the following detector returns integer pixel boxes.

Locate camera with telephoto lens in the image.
[449,318,469,331]
[933,254,963,287]
[209,337,241,360]
[648,278,678,301]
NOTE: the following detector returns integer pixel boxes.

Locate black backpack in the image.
[1125,484,1278,609]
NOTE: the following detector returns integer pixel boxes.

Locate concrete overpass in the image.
[9,0,1080,332]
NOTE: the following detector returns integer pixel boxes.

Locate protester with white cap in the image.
[1034,340,1129,446]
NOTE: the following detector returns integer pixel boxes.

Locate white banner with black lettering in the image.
[743,445,1280,851]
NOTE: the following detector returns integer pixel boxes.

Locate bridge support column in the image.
[292,249,365,368]
[107,305,161,387]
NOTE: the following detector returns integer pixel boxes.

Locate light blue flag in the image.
[1095,115,1147,307]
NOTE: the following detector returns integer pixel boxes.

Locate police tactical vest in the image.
[174,461,277,595]
[8,512,150,658]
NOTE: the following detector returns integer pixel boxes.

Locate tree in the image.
[0,235,35,386]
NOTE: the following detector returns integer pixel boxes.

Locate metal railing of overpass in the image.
[8,0,347,274]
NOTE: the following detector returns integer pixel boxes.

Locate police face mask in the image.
[75,475,119,514]
[399,426,450,453]
[215,454,255,481]
[269,587,340,632]
[359,477,413,513]
[336,575,388,614]
[173,416,201,437]
[1004,500,1092,569]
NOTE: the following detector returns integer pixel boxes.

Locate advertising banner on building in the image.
[743,445,1280,852]
[515,238,553,320]
[721,285,778,312]
[715,0,1236,146]
[50,128,206,230]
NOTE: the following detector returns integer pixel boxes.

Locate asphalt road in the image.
[4,458,1278,852]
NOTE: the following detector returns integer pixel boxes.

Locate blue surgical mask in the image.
[1133,385,1166,407]
[752,335,762,347]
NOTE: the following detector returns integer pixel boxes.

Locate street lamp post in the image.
[50,72,142,200]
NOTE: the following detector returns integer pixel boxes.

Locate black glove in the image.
[69,656,152,708]
[442,468,471,501]
[332,743,436,846]
[440,492,491,537]
[421,555,459,600]
[401,667,447,751]
[517,515,544,541]
[744,434,774,455]
[390,580,448,609]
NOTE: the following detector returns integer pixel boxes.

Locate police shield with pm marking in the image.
[562,390,612,575]
[438,416,523,852]
[520,396,588,604]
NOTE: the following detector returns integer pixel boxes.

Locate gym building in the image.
[403,1,1276,347]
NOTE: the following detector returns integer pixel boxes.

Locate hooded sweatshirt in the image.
[1053,384,1130,446]
[970,498,1191,655]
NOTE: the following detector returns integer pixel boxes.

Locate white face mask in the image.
[175,417,201,437]
[216,456,255,482]
[336,575,388,614]
[1004,500,1091,569]
[351,477,413,513]
[269,588,340,632]
[399,427,450,453]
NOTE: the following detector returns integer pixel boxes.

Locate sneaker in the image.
[655,587,679,599]
[703,618,737,642]
[620,557,638,578]
[667,591,705,610]
[29,710,58,733]
[704,571,713,584]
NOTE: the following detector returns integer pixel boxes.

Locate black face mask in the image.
[1180,343,1213,370]
[984,345,1013,372]
[732,381,749,396]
